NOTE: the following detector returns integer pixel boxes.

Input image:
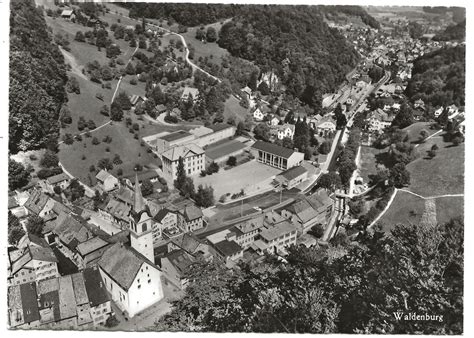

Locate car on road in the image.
[253,206,262,212]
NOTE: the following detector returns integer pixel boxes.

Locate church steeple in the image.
[133,173,145,213]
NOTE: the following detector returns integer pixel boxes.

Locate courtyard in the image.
[194,160,282,201]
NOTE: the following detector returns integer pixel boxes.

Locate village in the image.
[7,1,465,332]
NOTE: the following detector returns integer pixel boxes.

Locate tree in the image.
[174,156,194,197]
[125,62,136,75]
[40,150,59,168]
[195,185,215,207]
[308,223,324,238]
[115,91,132,110]
[26,215,45,236]
[66,76,81,94]
[8,211,25,245]
[227,156,237,166]
[257,81,270,95]
[318,141,332,155]
[97,158,113,171]
[110,102,124,121]
[318,172,341,192]
[236,121,246,136]
[419,129,429,142]
[9,159,31,190]
[253,123,271,141]
[195,27,205,40]
[389,162,411,188]
[141,179,154,196]
[391,104,414,129]
[66,178,85,201]
[452,136,463,146]
[100,105,110,116]
[75,31,85,42]
[206,26,217,42]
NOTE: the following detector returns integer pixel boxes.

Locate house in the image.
[274,123,295,140]
[96,170,119,192]
[414,99,425,110]
[434,107,444,118]
[253,107,266,121]
[75,237,110,269]
[205,231,244,266]
[148,130,196,154]
[179,205,204,232]
[130,95,144,107]
[46,173,71,191]
[160,249,195,289]
[315,116,337,137]
[8,282,41,329]
[253,221,297,256]
[60,9,76,20]
[167,232,212,260]
[98,243,164,318]
[99,198,130,229]
[181,87,199,103]
[193,123,236,148]
[152,208,179,244]
[230,214,265,249]
[161,144,205,181]
[83,266,113,326]
[24,189,56,217]
[205,139,247,165]
[241,86,252,99]
[8,234,59,287]
[269,116,281,126]
[275,166,308,189]
[251,141,304,170]
[367,109,394,133]
[124,170,160,186]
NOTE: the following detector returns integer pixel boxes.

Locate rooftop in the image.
[251,140,296,159]
[213,240,243,258]
[96,169,116,183]
[164,249,195,275]
[160,130,193,143]
[71,273,89,305]
[205,140,247,161]
[46,173,70,185]
[208,123,234,133]
[98,243,150,291]
[278,165,308,181]
[260,221,297,242]
[83,266,110,308]
[169,232,204,255]
[181,204,203,221]
[76,237,109,257]
[162,144,204,161]
[58,275,77,320]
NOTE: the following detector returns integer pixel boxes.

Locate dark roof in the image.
[154,208,176,222]
[169,232,203,254]
[206,140,247,161]
[98,243,154,291]
[251,140,295,159]
[29,245,58,263]
[24,189,49,215]
[20,283,40,324]
[278,165,308,181]
[8,196,18,209]
[38,289,61,322]
[25,233,50,248]
[46,173,70,185]
[213,240,243,257]
[125,170,159,183]
[83,266,110,307]
[208,123,234,133]
[181,205,203,221]
[160,130,192,142]
[163,249,194,275]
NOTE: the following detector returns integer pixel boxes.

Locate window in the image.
[148,279,151,284]
[138,285,141,289]
[142,223,148,232]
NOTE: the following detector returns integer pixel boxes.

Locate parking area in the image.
[194,160,282,200]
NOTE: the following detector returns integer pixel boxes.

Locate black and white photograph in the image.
[6,0,467,335]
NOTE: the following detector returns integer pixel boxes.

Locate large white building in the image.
[251,141,304,170]
[161,144,205,181]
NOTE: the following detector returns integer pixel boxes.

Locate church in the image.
[97,175,164,318]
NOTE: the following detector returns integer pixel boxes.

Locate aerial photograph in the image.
[7,0,465,334]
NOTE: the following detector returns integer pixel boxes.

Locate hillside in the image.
[9,0,68,153]
[405,45,465,107]
[217,5,360,109]
[433,20,465,41]
[119,3,242,27]
[320,5,380,28]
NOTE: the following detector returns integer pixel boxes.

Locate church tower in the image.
[128,174,155,262]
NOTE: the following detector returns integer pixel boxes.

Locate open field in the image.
[181,21,230,66]
[403,121,437,144]
[407,133,464,196]
[194,160,281,199]
[378,190,464,232]
[358,146,386,184]
[224,95,250,123]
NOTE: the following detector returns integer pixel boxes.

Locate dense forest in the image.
[217,6,360,109]
[120,3,242,27]
[320,5,380,29]
[10,0,68,153]
[154,219,463,334]
[405,45,465,108]
[433,20,465,42]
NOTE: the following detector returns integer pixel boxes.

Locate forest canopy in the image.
[10,0,68,153]
[405,45,465,107]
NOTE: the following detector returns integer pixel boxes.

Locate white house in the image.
[269,116,281,126]
[181,87,199,103]
[315,116,337,136]
[96,170,119,192]
[98,243,164,318]
[253,107,266,121]
[275,124,295,140]
[434,107,444,118]
[367,109,394,133]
